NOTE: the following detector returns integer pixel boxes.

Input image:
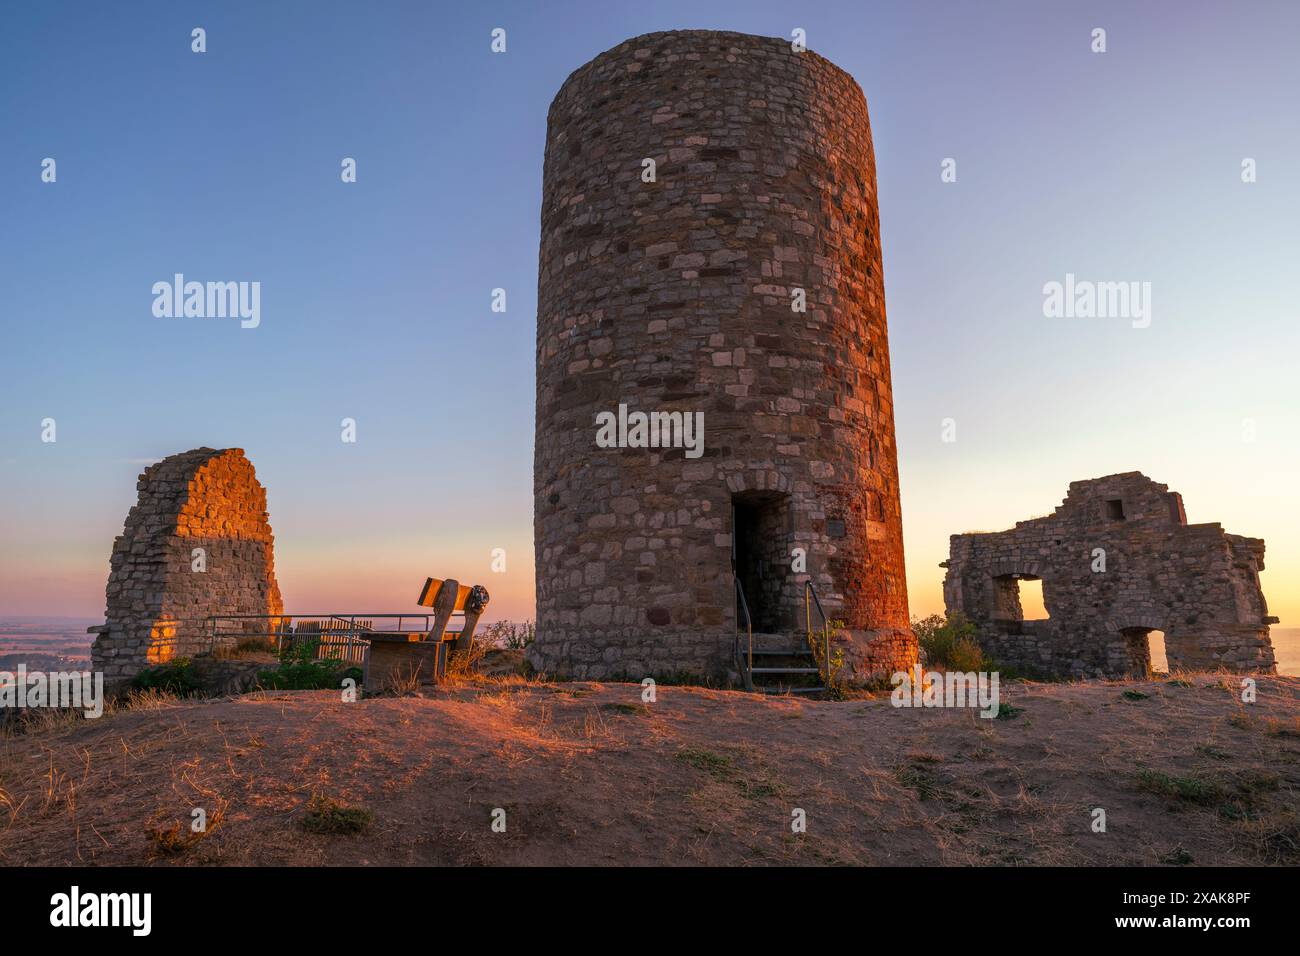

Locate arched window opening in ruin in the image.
[731,491,791,634]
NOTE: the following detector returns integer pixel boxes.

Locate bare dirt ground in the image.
[2,672,1297,866]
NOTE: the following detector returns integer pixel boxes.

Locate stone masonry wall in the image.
[90,448,283,682]
[531,31,914,683]
[942,473,1276,679]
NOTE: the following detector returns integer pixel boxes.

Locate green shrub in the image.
[131,658,203,696]
[256,639,362,690]
[1133,769,1228,805]
[300,796,373,834]
[994,702,1024,720]
[948,637,985,672]
[912,613,984,671]
[257,659,360,691]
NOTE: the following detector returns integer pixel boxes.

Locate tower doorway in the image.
[731,491,790,633]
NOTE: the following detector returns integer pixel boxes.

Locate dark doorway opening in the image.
[732,491,789,633]
[1120,626,1166,678]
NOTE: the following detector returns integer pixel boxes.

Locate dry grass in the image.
[0,672,1295,866]
[145,801,226,858]
[210,637,278,661]
[380,663,426,696]
[1,687,183,741]
[443,635,498,680]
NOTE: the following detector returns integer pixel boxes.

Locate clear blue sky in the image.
[2,1,1297,624]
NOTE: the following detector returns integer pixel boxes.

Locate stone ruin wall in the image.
[531,30,914,683]
[91,447,283,682]
[942,473,1276,679]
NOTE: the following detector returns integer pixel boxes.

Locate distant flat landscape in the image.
[0,616,97,670]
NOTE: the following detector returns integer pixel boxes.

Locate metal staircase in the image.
[733,575,829,696]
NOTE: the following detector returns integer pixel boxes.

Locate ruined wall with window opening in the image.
[942,473,1276,678]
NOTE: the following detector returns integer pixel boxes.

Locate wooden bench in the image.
[361,577,491,693]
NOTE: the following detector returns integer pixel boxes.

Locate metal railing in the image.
[204,613,439,663]
[734,575,754,692]
[280,618,374,665]
[804,581,831,686]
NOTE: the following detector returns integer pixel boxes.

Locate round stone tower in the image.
[531,30,914,683]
